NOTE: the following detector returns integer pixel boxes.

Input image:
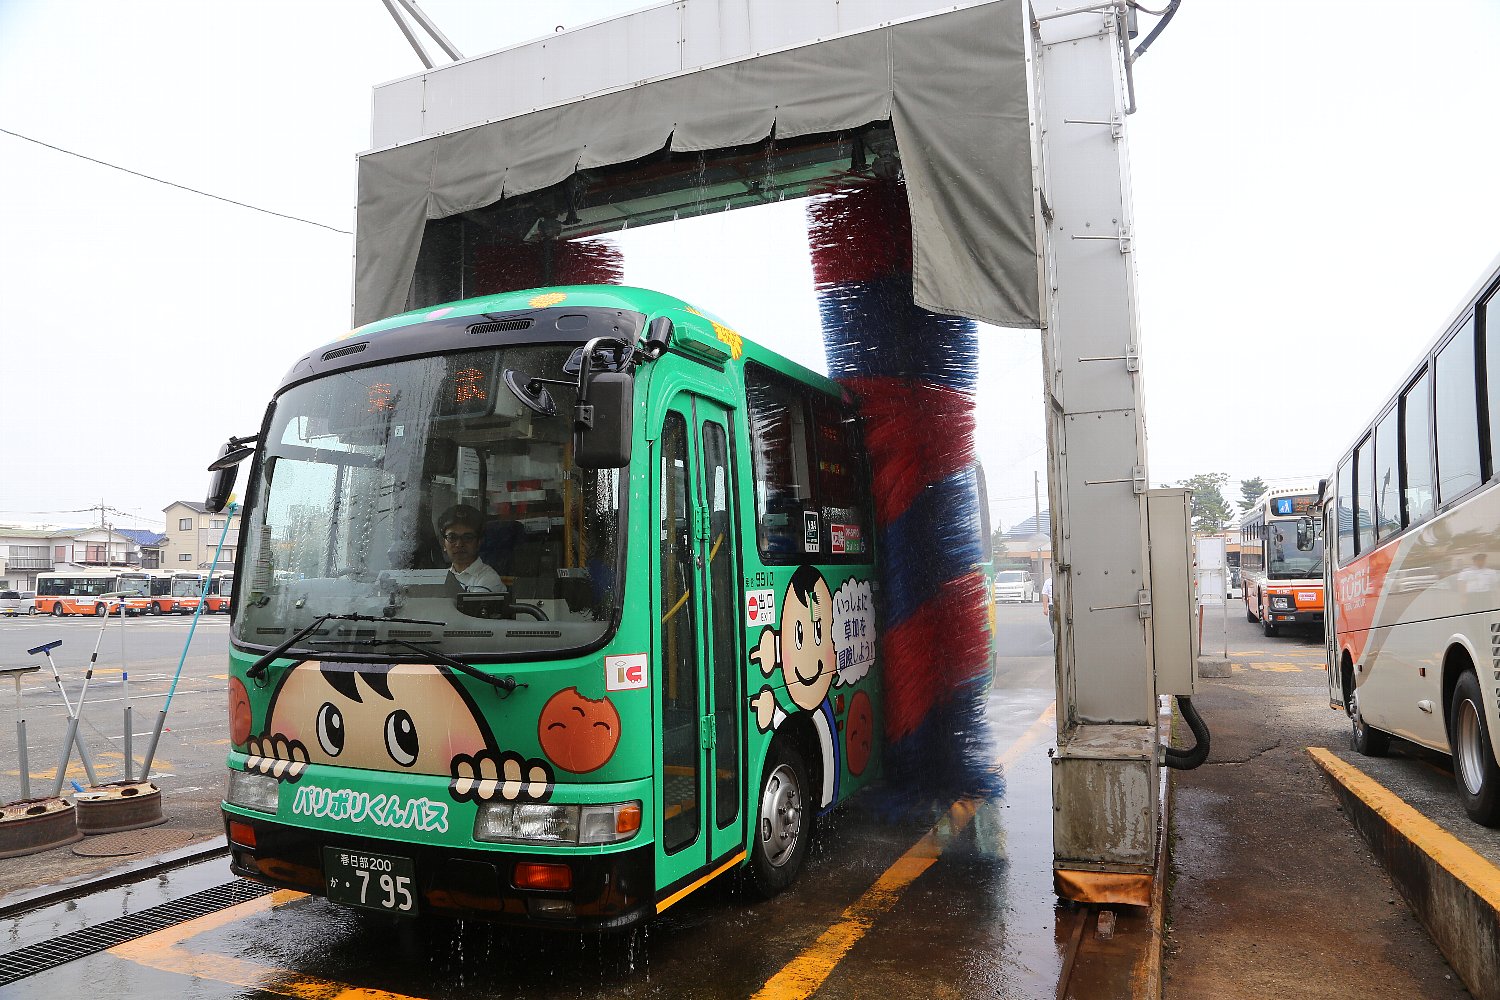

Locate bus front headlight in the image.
[475,800,641,845]
[226,769,280,814]
[1270,595,1293,611]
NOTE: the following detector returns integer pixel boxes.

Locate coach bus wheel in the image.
[1261,610,1278,638]
[149,603,161,615]
[1348,686,1390,757]
[1246,602,1256,624]
[51,604,65,617]
[94,604,107,617]
[1450,670,1500,826]
[748,741,812,899]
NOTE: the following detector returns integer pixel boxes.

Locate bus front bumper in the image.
[1267,608,1323,627]
[222,810,656,930]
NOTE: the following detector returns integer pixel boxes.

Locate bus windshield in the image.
[1267,519,1324,580]
[172,576,203,597]
[116,576,150,597]
[234,345,623,659]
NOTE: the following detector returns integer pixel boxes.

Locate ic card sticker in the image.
[831,524,863,555]
[803,511,820,553]
[746,589,776,627]
[605,652,649,691]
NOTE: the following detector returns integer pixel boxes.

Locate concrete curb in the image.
[0,836,227,920]
[1311,747,1500,1000]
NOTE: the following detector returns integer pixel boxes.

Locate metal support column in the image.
[1031,0,1161,905]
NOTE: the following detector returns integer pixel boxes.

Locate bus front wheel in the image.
[51,604,64,617]
[1450,670,1500,826]
[748,741,812,899]
[149,603,161,615]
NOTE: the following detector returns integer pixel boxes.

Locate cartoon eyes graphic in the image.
[814,620,823,645]
[385,709,419,767]
[316,702,345,757]
[795,620,804,649]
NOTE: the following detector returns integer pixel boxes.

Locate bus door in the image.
[654,395,745,896]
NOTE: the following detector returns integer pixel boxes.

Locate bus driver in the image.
[438,505,505,593]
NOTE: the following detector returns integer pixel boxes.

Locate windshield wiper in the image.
[311,636,521,694]
[245,613,446,680]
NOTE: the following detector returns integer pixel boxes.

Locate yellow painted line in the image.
[1309,747,1500,911]
[656,850,747,914]
[109,889,426,999]
[752,702,1056,1000]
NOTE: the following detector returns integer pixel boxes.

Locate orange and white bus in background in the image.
[1325,251,1500,826]
[34,569,123,616]
[169,572,207,615]
[1238,487,1325,637]
[204,572,233,614]
[115,569,178,615]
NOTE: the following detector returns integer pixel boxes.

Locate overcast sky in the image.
[2,0,1498,536]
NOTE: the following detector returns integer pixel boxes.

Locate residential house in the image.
[0,524,141,590]
[117,529,167,569]
[161,502,241,570]
[1002,510,1053,583]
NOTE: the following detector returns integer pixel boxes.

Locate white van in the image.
[993,570,1038,604]
[0,590,36,616]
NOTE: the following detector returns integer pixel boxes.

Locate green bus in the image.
[217,285,881,929]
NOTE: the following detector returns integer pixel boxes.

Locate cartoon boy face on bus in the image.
[749,565,836,728]
[238,661,553,803]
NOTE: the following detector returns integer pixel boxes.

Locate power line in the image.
[0,126,352,235]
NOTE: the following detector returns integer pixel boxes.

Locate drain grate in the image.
[0,879,274,985]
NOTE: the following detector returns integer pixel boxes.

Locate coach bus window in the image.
[1373,407,1400,541]
[1356,438,1377,554]
[746,364,811,559]
[1402,370,1434,526]
[1435,318,1482,505]
[1336,459,1355,565]
[1484,293,1500,478]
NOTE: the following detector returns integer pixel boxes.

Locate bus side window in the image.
[1373,406,1400,542]
[1484,291,1500,479]
[1355,437,1376,555]
[1336,457,1355,566]
[1401,369,1434,527]
[746,363,811,558]
[1435,317,1482,506]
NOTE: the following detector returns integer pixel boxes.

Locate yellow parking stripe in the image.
[109,890,426,999]
[752,703,1056,1000]
[1309,747,1500,911]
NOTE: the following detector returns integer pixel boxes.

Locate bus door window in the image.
[701,419,741,835]
[658,411,701,855]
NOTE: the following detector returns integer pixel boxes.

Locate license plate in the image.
[323,847,419,914]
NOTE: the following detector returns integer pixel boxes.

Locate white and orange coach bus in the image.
[1324,251,1500,826]
[1238,487,1325,637]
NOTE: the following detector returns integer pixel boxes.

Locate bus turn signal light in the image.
[227,820,257,848]
[514,862,572,892]
[616,802,642,835]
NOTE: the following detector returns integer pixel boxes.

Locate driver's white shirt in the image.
[453,560,505,593]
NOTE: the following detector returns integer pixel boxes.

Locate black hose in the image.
[1164,694,1210,769]
[1130,0,1181,61]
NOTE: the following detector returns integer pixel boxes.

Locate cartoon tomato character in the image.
[537,687,621,773]
[229,676,253,746]
[845,689,873,777]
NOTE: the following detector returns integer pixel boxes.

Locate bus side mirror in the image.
[205,436,258,513]
[573,372,633,469]
[1296,515,1315,551]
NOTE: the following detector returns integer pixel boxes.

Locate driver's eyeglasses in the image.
[443,532,479,544]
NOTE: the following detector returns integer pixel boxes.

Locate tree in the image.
[1177,472,1234,534]
[1238,476,1267,512]
[990,526,1010,564]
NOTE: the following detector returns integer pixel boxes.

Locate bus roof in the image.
[298,285,844,399]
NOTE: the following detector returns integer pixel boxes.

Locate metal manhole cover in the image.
[71,826,205,858]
